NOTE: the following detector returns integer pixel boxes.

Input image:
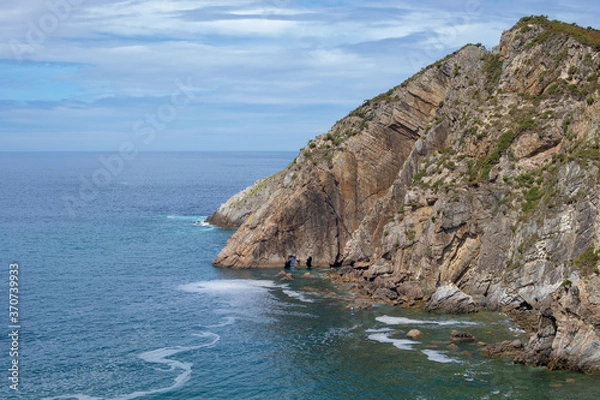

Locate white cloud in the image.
[1,0,599,150]
[228,7,316,16]
[193,18,299,36]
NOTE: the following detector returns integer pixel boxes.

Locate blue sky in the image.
[1,0,599,151]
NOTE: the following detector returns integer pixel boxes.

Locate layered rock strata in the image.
[208,16,600,373]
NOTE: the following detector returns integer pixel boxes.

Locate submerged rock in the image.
[481,340,525,359]
[277,271,294,281]
[407,329,424,339]
[450,330,476,343]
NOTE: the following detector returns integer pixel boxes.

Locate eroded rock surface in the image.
[426,285,478,314]
[208,17,600,373]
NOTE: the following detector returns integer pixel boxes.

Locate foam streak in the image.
[376,315,479,327]
[42,332,219,400]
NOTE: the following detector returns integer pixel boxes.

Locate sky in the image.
[1,0,599,152]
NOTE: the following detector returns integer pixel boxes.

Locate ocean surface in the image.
[1,151,600,400]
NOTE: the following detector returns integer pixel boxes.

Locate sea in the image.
[1,151,599,400]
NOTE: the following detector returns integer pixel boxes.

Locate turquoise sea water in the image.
[1,152,600,399]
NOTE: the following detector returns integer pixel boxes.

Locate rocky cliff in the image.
[208,16,600,374]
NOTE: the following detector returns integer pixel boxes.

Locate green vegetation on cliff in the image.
[518,15,600,49]
[210,16,600,374]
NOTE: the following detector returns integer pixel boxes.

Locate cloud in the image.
[0,0,598,151]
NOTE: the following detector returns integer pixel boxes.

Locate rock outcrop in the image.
[208,16,600,373]
[406,329,424,339]
[482,339,525,359]
[450,330,476,343]
[425,284,478,314]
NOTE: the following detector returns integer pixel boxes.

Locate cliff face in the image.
[209,45,482,268]
[208,16,600,373]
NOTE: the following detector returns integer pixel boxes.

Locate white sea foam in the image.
[367,332,419,350]
[282,289,315,303]
[203,316,238,328]
[180,280,319,305]
[164,215,213,228]
[376,315,479,327]
[463,372,476,382]
[42,333,219,400]
[179,279,280,295]
[422,349,462,364]
[166,215,201,221]
[190,331,221,345]
[180,280,283,323]
[116,332,219,399]
[192,216,212,227]
[365,327,394,333]
[118,347,199,399]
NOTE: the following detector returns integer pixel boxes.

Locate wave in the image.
[203,316,239,328]
[179,280,283,324]
[166,215,202,221]
[509,326,526,334]
[422,349,462,364]
[42,332,219,400]
[179,279,323,305]
[165,215,213,228]
[365,327,394,333]
[376,315,479,327]
[192,217,212,227]
[181,279,321,304]
[282,289,315,303]
[367,332,419,351]
[179,279,280,295]
[368,329,463,364]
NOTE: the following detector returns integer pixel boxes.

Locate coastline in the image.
[207,17,600,374]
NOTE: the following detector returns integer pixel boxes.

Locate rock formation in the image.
[406,329,424,339]
[450,330,476,343]
[425,284,478,314]
[208,16,600,373]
